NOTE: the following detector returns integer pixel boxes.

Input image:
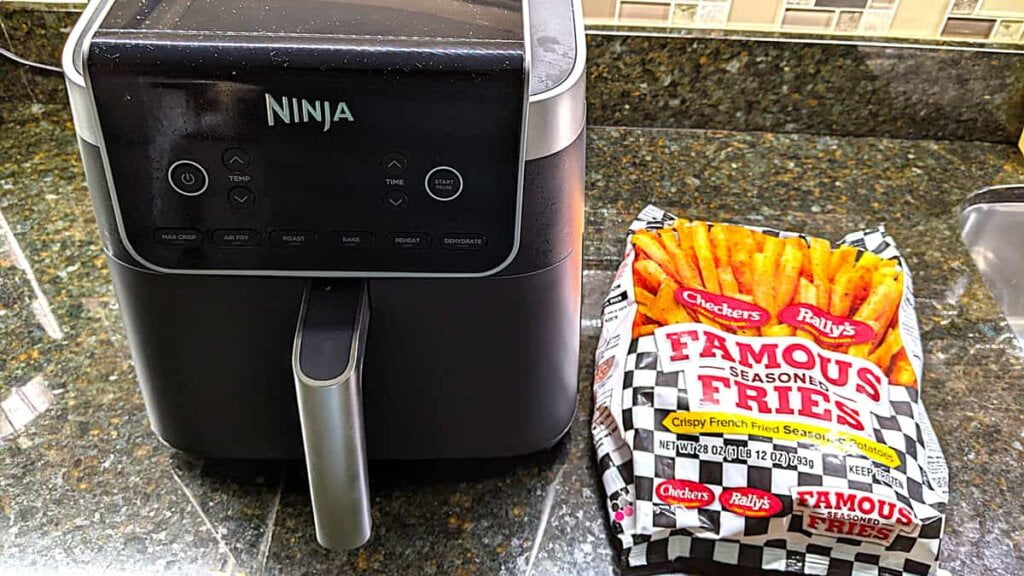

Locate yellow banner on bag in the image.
[661,411,901,468]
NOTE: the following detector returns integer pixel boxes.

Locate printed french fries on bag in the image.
[593,206,948,575]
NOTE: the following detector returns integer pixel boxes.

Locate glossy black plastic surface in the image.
[101,0,523,40]
[87,15,525,275]
[82,0,577,97]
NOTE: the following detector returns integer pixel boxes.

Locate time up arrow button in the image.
[381,152,407,175]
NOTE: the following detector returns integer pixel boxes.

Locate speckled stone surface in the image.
[2,103,1024,575]
[0,8,74,103]
[586,34,1024,143]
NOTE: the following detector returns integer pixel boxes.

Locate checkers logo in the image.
[655,480,714,509]
[719,487,783,518]
[675,288,770,329]
[779,304,875,345]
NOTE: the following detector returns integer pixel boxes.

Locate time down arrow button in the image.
[383,190,408,211]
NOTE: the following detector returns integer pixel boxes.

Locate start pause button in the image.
[425,166,463,202]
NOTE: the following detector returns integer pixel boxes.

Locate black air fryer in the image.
[63,0,585,549]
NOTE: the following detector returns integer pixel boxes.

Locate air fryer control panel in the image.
[86,38,526,275]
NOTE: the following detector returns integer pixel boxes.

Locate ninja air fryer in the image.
[62,0,585,549]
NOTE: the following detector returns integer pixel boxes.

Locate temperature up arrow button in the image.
[222,147,251,172]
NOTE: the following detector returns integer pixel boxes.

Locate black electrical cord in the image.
[0,45,62,75]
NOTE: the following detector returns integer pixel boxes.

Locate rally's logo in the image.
[779,304,875,345]
[655,480,715,509]
[675,288,770,330]
[719,487,783,518]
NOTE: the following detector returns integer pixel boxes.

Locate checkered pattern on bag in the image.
[593,206,949,576]
[614,335,945,573]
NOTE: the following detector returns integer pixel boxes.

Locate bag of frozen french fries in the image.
[593,206,949,575]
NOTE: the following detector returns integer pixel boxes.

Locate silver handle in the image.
[292,280,372,550]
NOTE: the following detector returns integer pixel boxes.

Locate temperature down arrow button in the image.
[228,187,255,209]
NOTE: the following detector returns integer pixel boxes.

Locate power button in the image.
[167,160,209,196]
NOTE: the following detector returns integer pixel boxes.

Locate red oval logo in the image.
[594,356,615,384]
[779,304,875,345]
[719,488,783,518]
[655,480,715,509]
[674,288,770,329]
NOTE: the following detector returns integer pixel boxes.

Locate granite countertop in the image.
[2,102,1024,575]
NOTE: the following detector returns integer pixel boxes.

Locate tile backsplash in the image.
[585,0,1024,44]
